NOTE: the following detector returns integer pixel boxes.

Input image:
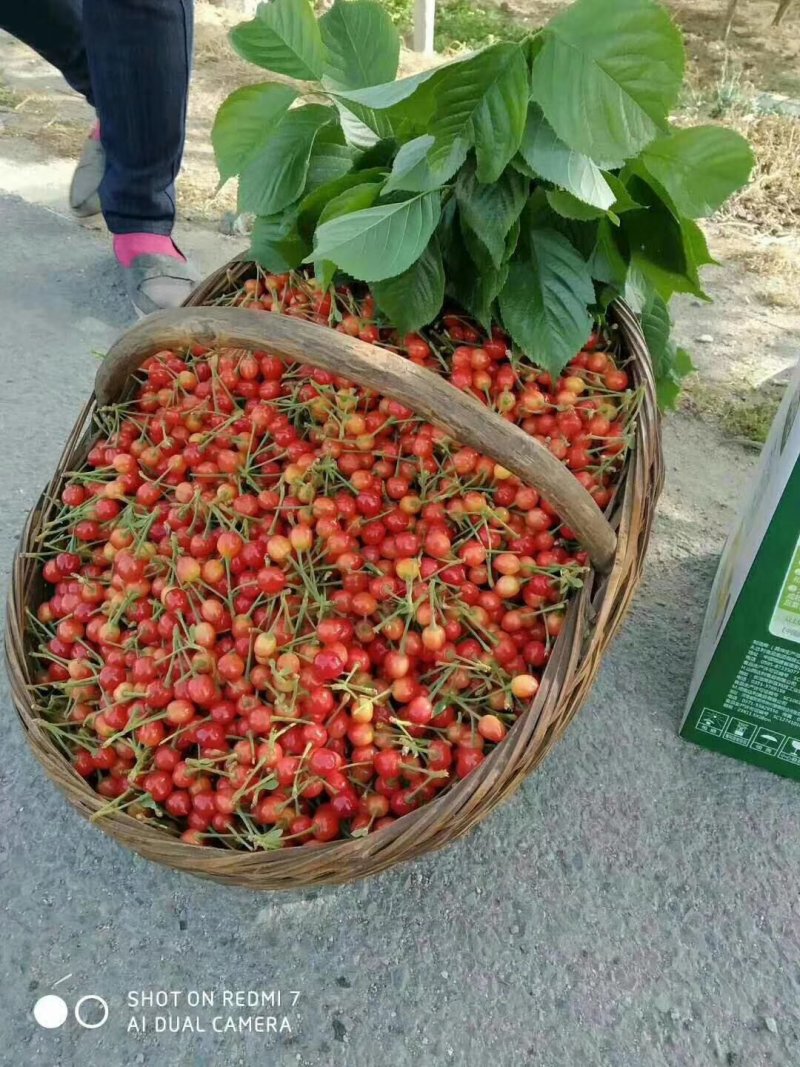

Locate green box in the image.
[682,363,800,779]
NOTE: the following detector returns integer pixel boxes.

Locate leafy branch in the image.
[212,0,755,403]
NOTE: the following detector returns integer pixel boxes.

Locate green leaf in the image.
[436,194,459,260]
[458,266,509,333]
[682,217,718,268]
[471,46,530,182]
[622,159,678,214]
[354,138,398,169]
[527,200,601,260]
[237,104,336,216]
[628,237,699,301]
[623,162,719,279]
[454,260,508,333]
[638,287,696,409]
[531,0,685,161]
[640,125,755,218]
[331,66,441,140]
[521,30,545,68]
[336,105,383,149]
[372,238,445,333]
[590,218,628,288]
[312,178,383,288]
[297,166,386,239]
[546,188,611,221]
[505,216,522,261]
[519,106,615,210]
[674,346,695,376]
[510,154,536,179]
[252,825,285,850]
[333,67,439,112]
[623,263,649,312]
[384,136,432,190]
[455,163,529,269]
[310,191,442,281]
[427,44,529,182]
[317,181,382,223]
[498,229,594,376]
[314,258,337,290]
[603,173,641,214]
[344,48,525,167]
[384,135,467,194]
[640,289,671,360]
[251,210,310,272]
[442,218,506,331]
[212,82,297,184]
[459,214,493,271]
[230,0,324,80]
[320,0,400,89]
[656,345,695,409]
[621,176,708,300]
[304,140,358,190]
[655,372,680,410]
[622,170,716,294]
[522,184,558,226]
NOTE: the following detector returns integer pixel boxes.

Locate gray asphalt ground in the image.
[1,193,799,1067]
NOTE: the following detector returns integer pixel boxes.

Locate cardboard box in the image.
[681,360,800,778]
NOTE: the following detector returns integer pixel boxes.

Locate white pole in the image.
[412,0,436,55]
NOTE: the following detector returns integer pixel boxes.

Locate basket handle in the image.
[95,306,617,572]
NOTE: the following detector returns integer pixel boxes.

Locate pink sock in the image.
[113,233,186,268]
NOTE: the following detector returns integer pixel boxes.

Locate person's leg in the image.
[0,0,103,215]
[1,0,197,312]
[81,0,193,237]
[0,0,94,103]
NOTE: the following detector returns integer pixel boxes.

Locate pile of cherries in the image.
[33,273,633,848]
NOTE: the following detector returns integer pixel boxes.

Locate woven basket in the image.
[6,258,663,889]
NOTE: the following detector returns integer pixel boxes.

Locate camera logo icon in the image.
[32,977,108,1030]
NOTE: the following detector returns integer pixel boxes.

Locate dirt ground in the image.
[505,0,800,94]
[0,0,798,428]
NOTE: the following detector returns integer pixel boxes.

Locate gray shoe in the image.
[69,134,104,218]
[120,253,200,317]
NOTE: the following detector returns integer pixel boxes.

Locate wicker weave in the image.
[5,260,663,889]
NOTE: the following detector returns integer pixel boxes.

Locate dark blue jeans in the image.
[0,0,193,234]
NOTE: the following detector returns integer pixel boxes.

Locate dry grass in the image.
[728,242,800,307]
[723,112,800,231]
[177,171,236,223]
[22,120,86,158]
[0,89,87,158]
[681,377,785,444]
[194,8,256,96]
[676,44,800,234]
[675,1,800,98]
[0,78,22,110]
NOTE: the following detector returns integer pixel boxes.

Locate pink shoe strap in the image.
[113,234,186,269]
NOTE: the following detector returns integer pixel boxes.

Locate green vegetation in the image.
[214,0,755,403]
[381,0,527,52]
[684,380,784,444]
[0,77,21,110]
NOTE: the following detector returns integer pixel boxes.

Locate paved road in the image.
[1,193,798,1067]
